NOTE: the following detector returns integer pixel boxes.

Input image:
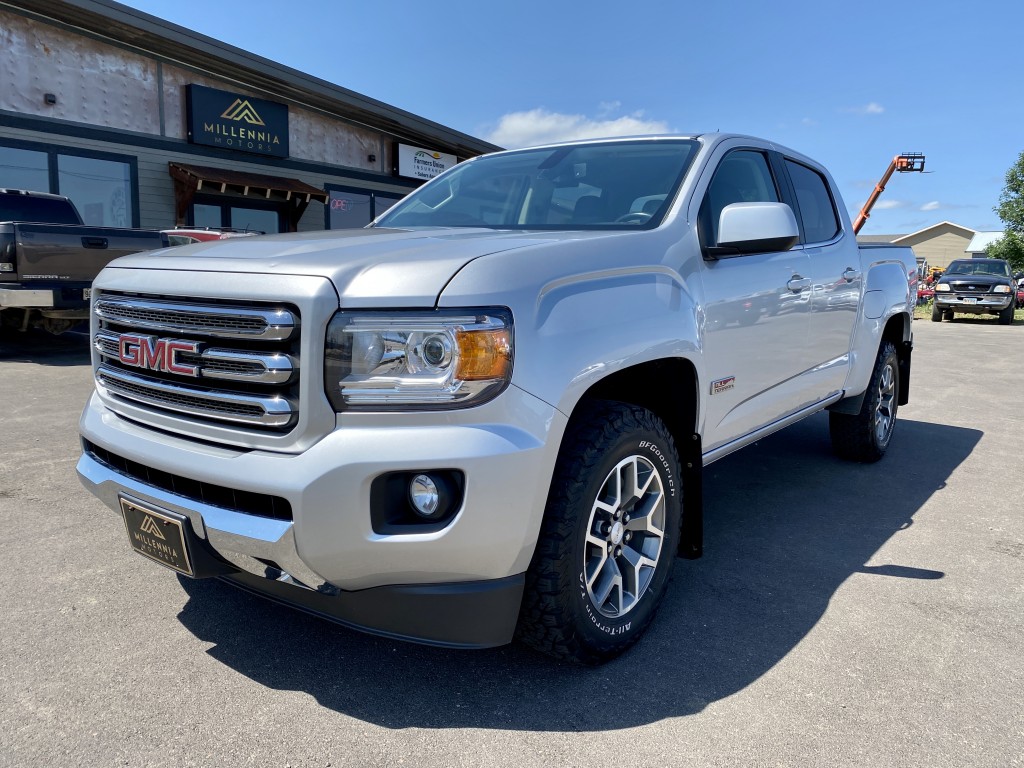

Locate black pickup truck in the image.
[0,189,167,335]
[931,258,1018,325]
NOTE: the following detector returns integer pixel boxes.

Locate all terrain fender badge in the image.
[711,376,735,395]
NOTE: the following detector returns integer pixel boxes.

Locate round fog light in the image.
[409,474,441,517]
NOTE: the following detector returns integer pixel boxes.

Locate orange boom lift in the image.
[853,153,926,234]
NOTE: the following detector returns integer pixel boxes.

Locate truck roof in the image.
[0,189,72,202]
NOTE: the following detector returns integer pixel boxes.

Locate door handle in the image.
[842,267,861,282]
[787,275,811,292]
[82,237,108,249]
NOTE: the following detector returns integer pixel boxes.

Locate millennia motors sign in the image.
[186,84,290,158]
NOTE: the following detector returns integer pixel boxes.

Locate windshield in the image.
[945,260,1011,277]
[376,139,699,231]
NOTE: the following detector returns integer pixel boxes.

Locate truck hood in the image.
[109,227,587,307]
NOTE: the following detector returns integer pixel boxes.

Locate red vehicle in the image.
[917,284,935,304]
[161,227,261,247]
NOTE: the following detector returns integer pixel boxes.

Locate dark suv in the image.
[932,258,1016,325]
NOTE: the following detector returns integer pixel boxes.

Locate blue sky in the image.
[121,0,1022,235]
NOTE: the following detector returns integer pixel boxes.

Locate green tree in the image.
[989,151,1024,273]
[986,231,1024,273]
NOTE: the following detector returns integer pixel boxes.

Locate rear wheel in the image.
[517,400,682,664]
[830,341,899,463]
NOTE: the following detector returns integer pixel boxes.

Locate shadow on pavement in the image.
[0,327,90,366]
[175,413,980,731]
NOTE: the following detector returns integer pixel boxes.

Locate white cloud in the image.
[801,117,818,127]
[842,102,885,116]
[597,100,621,116]
[485,108,671,149]
[875,200,906,210]
[920,201,942,211]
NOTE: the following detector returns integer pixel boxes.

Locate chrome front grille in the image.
[948,282,993,295]
[94,330,296,384]
[94,295,296,340]
[93,291,301,430]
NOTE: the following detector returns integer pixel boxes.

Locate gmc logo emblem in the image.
[118,334,200,376]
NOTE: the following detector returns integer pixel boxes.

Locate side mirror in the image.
[709,202,799,258]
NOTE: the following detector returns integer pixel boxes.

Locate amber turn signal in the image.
[456,329,512,381]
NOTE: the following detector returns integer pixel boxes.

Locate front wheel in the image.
[930,303,942,322]
[830,341,899,463]
[517,400,682,664]
[998,302,1015,325]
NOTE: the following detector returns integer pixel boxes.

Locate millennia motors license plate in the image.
[119,496,194,576]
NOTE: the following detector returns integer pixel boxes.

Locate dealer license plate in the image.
[83,288,91,300]
[119,497,194,576]
[961,297,978,304]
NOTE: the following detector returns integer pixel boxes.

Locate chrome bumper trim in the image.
[0,286,57,307]
[76,451,327,591]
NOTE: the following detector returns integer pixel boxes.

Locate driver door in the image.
[697,148,813,452]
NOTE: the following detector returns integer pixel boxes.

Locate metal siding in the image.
[0,11,161,135]
[905,230,975,269]
[4,9,411,176]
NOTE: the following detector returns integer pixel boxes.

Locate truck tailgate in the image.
[9,223,165,282]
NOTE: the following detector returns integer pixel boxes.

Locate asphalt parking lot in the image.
[1,318,1022,768]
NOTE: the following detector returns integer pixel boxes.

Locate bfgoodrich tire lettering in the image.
[830,341,899,463]
[517,400,682,664]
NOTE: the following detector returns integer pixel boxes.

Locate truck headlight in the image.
[324,309,513,410]
[935,284,950,292]
[993,285,1011,293]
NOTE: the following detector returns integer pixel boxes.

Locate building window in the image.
[57,154,133,227]
[189,196,283,234]
[326,186,408,229]
[0,140,139,227]
[0,146,49,191]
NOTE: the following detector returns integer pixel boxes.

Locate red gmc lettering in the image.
[118,334,199,376]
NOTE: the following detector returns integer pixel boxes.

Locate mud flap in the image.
[678,432,703,559]
[898,340,912,406]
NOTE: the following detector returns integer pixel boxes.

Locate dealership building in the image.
[0,0,499,234]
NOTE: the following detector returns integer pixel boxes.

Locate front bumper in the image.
[77,386,564,647]
[0,283,91,312]
[0,286,57,307]
[934,294,1013,313]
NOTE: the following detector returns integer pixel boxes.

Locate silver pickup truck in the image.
[77,134,917,663]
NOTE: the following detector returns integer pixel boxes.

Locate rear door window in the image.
[784,160,839,244]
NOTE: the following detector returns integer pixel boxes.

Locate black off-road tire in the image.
[830,341,899,463]
[930,303,942,322]
[516,400,682,664]
[998,302,1015,325]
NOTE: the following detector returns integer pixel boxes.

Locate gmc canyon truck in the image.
[76,135,916,663]
[0,189,167,336]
